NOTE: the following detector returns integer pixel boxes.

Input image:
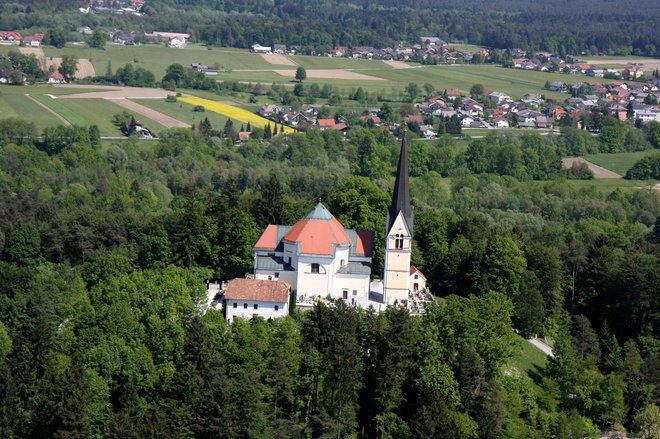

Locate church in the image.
[250,132,417,308]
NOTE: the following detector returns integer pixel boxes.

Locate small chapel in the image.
[249,132,418,308]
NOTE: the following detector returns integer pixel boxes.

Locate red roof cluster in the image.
[0,32,22,41]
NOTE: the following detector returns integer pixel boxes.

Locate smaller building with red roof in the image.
[224,278,291,322]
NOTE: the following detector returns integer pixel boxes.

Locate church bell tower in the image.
[383,130,413,305]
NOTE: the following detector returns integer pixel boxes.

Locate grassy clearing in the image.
[36,44,275,78]
[0,87,62,128]
[30,96,149,135]
[543,178,659,192]
[584,150,659,175]
[133,98,230,129]
[506,335,549,394]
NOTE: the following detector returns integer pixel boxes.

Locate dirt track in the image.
[111,98,191,128]
[273,69,384,80]
[561,157,622,179]
[261,53,297,66]
[55,85,178,99]
[585,58,660,69]
[383,60,410,69]
[25,94,71,126]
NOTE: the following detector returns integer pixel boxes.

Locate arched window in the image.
[395,234,404,249]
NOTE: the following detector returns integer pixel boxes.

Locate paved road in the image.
[528,337,554,358]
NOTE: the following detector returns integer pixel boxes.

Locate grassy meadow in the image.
[133,98,230,129]
[584,150,659,175]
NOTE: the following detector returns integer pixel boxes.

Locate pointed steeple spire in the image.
[387,128,413,234]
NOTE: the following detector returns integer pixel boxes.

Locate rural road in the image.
[528,337,555,358]
[112,98,191,128]
[561,157,622,178]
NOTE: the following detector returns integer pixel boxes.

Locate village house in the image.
[23,33,44,47]
[315,118,349,132]
[224,278,291,323]
[48,72,66,84]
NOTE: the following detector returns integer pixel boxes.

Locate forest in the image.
[0,113,658,437]
[1,0,660,56]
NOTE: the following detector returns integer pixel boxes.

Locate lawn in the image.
[30,95,170,135]
[0,86,62,128]
[506,334,550,394]
[133,98,230,130]
[549,178,659,192]
[38,44,276,78]
[584,150,659,176]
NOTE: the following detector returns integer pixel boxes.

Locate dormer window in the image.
[395,234,404,249]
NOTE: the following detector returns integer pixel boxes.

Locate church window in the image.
[311,263,320,273]
[395,234,404,249]
[254,304,258,310]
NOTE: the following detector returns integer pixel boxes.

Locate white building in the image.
[224,278,290,322]
[409,266,427,292]
[383,133,414,305]
[223,131,429,318]
[251,44,272,54]
[253,203,374,302]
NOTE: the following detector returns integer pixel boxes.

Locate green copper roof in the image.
[305,202,335,220]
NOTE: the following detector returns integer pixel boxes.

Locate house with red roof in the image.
[0,32,22,45]
[315,118,349,132]
[409,266,427,292]
[224,278,291,322]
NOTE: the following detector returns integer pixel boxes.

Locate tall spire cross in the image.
[387,129,413,235]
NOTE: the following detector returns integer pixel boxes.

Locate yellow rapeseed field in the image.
[178,96,296,133]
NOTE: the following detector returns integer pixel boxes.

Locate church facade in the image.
[251,132,415,307]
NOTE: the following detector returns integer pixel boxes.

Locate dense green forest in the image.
[1,0,659,56]
[0,115,658,437]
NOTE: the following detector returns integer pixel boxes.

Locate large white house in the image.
[253,203,374,302]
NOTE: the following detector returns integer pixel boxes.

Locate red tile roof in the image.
[355,230,373,257]
[225,278,291,303]
[317,118,337,127]
[0,32,22,41]
[410,265,426,278]
[254,224,279,250]
[284,216,350,255]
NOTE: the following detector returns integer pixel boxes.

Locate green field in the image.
[555,178,658,192]
[133,98,230,129]
[506,335,550,394]
[0,43,609,100]
[0,86,63,128]
[585,150,659,175]
[30,95,167,136]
